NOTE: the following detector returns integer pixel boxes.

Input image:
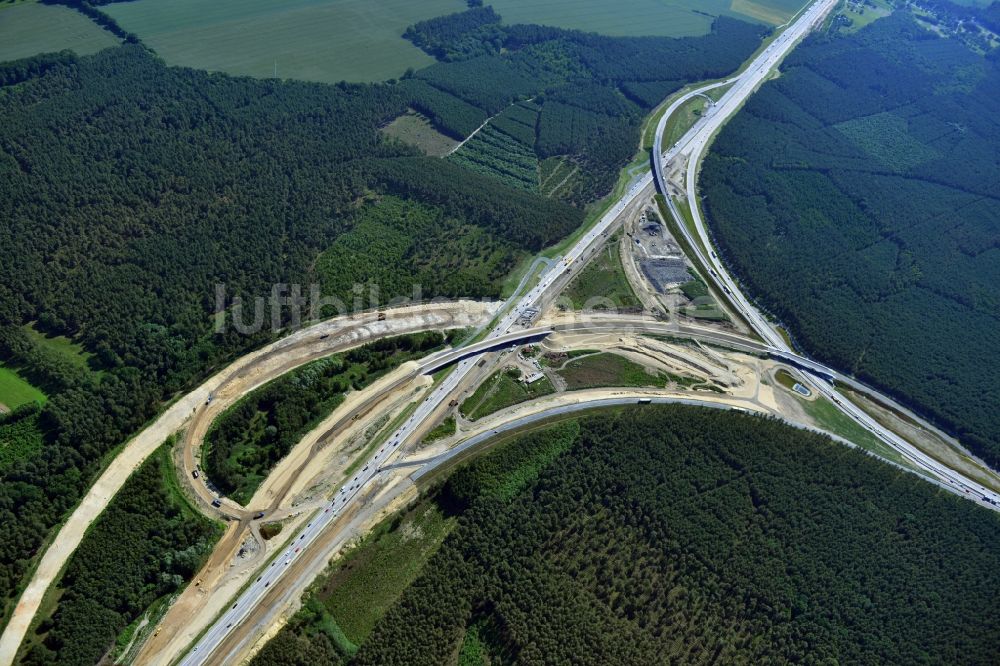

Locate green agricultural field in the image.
[0,2,119,63]
[103,0,466,83]
[489,0,807,37]
[0,365,46,412]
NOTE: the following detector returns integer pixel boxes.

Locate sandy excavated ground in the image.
[135,310,494,665]
[179,301,499,517]
[149,347,504,665]
[153,320,873,666]
[0,300,497,666]
[191,470,419,666]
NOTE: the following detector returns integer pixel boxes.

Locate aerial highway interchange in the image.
[2,1,998,664]
[173,0,999,662]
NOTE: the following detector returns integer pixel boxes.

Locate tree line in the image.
[0,43,581,632]
[255,406,1000,665]
[700,11,1000,468]
[401,7,768,204]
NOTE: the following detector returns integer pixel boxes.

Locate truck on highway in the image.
[637,398,652,404]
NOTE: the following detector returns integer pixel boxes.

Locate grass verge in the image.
[460,370,555,421]
[800,395,908,467]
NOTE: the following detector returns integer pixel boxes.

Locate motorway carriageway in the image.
[177,1,993,661]
[649,0,1000,507]
[180,152,661,665]
[544,318,1000,507]
[179,66,670,666]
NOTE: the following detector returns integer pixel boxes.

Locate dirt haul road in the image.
[169,326,775,666]
[178,302,499,518]
[140,368,433,666]
[148,344,509,665]
[0,300,498,666]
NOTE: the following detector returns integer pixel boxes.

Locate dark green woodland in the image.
[255,407,1000,665]
[701,10,1000,468]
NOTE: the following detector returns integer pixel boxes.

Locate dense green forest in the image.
[0,3,775,629]
[402,7,768,203]
[701,11,1000,468]
[19,442,220,666]
[0,43,582,631]
[251,421,582,666]
[205,332,449,504]
[0,40,574,622]
[254,406,1000,665]
[315,196,523,303]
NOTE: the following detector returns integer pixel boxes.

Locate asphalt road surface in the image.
[648,0,1000,507]
[176,1,996,661]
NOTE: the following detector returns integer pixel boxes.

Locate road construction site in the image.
[4,1,1000,664]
